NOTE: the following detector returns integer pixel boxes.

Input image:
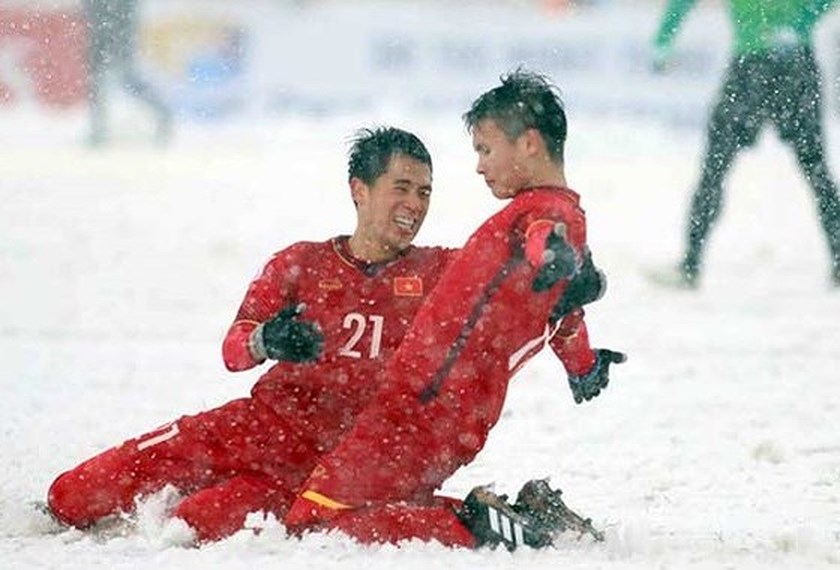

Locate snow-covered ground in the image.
[2,104,840,570]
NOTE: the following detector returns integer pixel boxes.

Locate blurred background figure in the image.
[650,0,840,289]
[83,0,172,147]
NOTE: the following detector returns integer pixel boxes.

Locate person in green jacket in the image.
[651,0,840,288]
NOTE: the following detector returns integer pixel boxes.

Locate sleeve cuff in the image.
[248,324,269,362]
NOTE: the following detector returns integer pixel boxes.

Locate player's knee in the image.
[46,445,140,527]
[173,494,242,543]
[47,470,93,527]
[173,478,279,543]
[283,495,314,530]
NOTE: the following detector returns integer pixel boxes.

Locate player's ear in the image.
[521,128,545,157]
[350,177,369,208]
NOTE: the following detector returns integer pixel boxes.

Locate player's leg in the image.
[120,64,173,145]
[84,15,108,146]
[294,496,477,548]
[775,48,840,285]
[172,474,296,542]
[291,483,604,551]
[680,57,761,285]
[47,418,198,527]
[47,398,286,528]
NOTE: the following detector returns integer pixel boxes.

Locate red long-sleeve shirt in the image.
[222,236,455,451]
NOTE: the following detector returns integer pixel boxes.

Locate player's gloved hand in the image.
[549,249,606,324]
[568,349,626,404]
[255,304,323,362]
[532,223,578,292]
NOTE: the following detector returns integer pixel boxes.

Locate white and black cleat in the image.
[458,485,554,551]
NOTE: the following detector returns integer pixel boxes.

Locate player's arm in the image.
[537,220,624,406]
[800,0,839,30]
[522,205,625,402]
[222,248,322,371]
[548,310,626,404]
[222,319,266,371]
[548,308,595,379]
[652,0,698,71]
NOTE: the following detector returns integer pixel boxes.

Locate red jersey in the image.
[48,237,454,541]
[222,236,455,449]
[294,188,597,510]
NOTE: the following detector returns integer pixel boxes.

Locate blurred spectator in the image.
[83,0,172,147]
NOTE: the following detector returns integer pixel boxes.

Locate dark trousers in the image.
[683,47,840,280]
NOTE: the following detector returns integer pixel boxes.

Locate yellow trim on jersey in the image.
[524,218,556,242]
[555,327,581,340]
[332,238,362,271]
[301,490,352,511]
[231,319,262,327]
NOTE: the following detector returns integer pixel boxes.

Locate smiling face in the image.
[350,153,432,262]
[470,118,532,200]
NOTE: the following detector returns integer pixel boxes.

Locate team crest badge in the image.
[319,278,343,290]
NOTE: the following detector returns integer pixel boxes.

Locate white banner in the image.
[137,1,733,127]
[3,1,837,125]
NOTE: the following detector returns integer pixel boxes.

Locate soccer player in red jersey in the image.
[46,127,456,542]
[284,70,626,550]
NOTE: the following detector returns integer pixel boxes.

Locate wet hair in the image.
[463,69,567,164]
[347,126,432,185]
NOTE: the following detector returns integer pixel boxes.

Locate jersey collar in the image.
[332,235,412,276]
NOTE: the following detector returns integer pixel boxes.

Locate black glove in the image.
[532,223,578,293]
[568,349,626,404]
[549,249,607,324]
[257,304,323,362]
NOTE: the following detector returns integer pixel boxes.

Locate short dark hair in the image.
[463,69,567,164]
[347,126,432,184]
